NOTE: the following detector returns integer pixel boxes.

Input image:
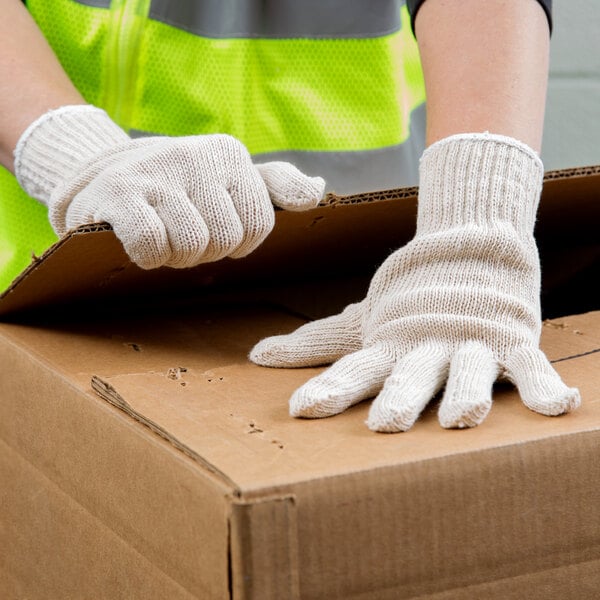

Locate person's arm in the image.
[0,0,85,171]
[250,0,580,431]
[2,1,324,271]
[415,0,550,152]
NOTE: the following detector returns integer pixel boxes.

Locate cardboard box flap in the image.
[88,307,600,496]
[1,164,599,318]
[0,188,420,318]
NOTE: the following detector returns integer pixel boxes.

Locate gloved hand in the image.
[250,133,581,432]
[14,105,324,268]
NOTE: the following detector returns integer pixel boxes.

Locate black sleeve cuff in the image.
[406,0,553,38]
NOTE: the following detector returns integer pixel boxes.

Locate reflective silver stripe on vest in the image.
[149,0,403,39]
[71,0,110,7]
[130,103,425,195]
[253,104,425,194]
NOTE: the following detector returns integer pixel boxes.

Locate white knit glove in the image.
[14,105,324,269]
[250,133,581,432]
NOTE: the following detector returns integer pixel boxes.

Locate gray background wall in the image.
[542,0,600,169]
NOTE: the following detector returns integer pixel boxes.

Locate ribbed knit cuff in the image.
[416,133,544,237]
[14,105,129,205]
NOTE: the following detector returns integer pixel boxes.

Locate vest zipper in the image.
[104,0,152,131]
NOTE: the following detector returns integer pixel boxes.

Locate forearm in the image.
[0,0,85,171]
[415,0,550,152]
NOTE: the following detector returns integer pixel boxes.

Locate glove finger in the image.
[438,343,500,429]
[289,344,394,418]
[224,164,275,259]
[80,194,171,270]
[504,347,581,416]
[249,302,364,368]
[193,135,274,258]
[151,192,211,268]
[366,345,448,433]
[189,185,245,263]
[256,161,325,212]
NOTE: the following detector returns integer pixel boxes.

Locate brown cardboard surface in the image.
[0,327,233,599]
[1,168,599,598]
[1,304,599,598]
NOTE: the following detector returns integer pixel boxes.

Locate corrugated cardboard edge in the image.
[0,195,420,318]
[5,222,113,290]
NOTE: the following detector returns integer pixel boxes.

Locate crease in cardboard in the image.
[91,375,241,494]
[551,347,600,363]
[294,429,600,599]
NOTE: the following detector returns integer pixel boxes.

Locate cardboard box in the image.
[1,166,599,599]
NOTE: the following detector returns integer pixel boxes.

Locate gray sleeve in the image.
[406,0,552,36]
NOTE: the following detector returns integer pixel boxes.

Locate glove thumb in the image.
[256,161,325,211]
[249,302,363,368]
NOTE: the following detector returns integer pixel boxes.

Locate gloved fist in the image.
[14,105,324,269]
[250,134,581,432]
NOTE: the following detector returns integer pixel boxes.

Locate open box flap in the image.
[1,165,598,318]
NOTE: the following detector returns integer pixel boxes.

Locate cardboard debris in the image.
[1,167,599,599]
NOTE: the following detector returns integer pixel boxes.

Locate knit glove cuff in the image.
[14,105,129,205]
[417,133,543,237]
